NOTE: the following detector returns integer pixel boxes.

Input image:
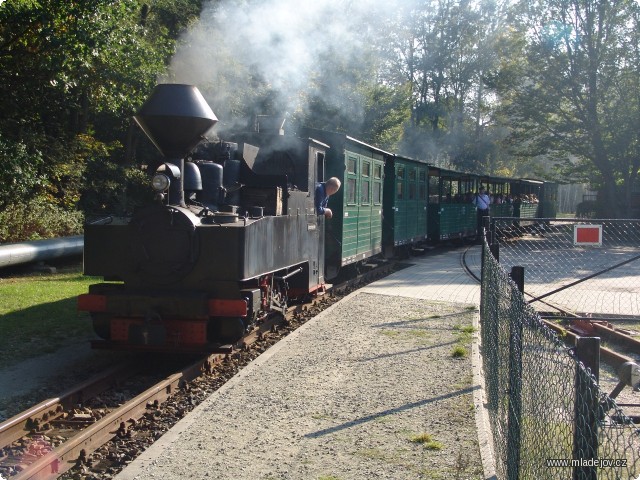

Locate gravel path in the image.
[117,292,484,480]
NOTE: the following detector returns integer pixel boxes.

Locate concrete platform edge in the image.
[472,311,498,480]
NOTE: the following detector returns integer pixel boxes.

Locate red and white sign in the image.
[573,224,602,246]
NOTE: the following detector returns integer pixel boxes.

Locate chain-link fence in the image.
[480,238,640,479]
[490,218,640,317]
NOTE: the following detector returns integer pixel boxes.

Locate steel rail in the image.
[462,245,638,369]
[542,320,632,370]
[0,364,136,450]
[10,313,284,480]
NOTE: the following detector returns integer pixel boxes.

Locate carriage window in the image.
[409,169,416,181]
[373,183,382,203]
[362,180,370,203]
[419,184,426,200]
[409,183,416,200]
[429,176,439,203]
[362,161,371,177]
[374,164,382,179]
[396,182,403,200]
[346,178,356,203]
[316,152,325,183]
[397,166,404,179]
[419,170,426,182]
[347,156,357,174]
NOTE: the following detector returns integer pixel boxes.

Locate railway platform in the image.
[116,245,493,480]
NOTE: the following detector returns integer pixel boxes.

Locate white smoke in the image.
[161,0,405,130]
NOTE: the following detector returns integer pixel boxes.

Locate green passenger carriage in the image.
[382,155,429,254]
[427,168,477,241]
[301,128,387,279]
[478,175,514,217]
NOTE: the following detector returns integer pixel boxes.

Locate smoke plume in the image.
[161,0,401,131]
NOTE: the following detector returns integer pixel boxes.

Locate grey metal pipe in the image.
[0,235,84,268]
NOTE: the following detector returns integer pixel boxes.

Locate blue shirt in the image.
[473,193,490,211]
[315,183,330,215]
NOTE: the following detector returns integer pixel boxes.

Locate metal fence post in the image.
[573,336,600,480]
[507,282,524,480]
[510,266,524,293]
[483,215,491,243]
[490,219,499,261]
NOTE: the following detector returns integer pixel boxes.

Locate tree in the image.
[0,0,205,225]
[502,0,640,217]
[376,0,514,173]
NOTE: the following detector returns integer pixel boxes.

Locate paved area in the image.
[496,226,640,316]
[361,246,481,305]
[116,245,495,480]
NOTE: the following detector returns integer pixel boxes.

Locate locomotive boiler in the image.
[78,84,329,352]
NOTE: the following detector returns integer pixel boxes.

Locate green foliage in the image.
[360,82,412,151]
[0,135,46,209]
[500,0,640,216]
[67,133,153,215]
[0,0,204,240]
[0,196,84,243]
[81,157,152,216]
[452,323,474,358]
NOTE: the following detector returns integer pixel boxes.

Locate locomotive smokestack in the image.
[133,84,218,206]
[133,84,218,158]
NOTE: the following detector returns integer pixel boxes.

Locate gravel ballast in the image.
[116,291,485,480]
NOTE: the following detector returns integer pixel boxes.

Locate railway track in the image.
[0,261,397,480]
[463,244,640,378]
[463,244,640,422]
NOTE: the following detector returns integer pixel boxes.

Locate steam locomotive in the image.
[78,83,557,352]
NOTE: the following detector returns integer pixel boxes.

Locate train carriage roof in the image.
[391,152,432,166]
[297,127,393,157]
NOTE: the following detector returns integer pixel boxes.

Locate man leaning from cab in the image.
[315,177,341,219]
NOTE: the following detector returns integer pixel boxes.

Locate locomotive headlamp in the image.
[152,173,170,192]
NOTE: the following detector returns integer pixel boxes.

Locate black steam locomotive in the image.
[78,84,329,351]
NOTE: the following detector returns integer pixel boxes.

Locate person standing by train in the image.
[315,177,341,219]
[473,187,491,243]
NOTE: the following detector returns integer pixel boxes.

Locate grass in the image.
[380,328,432,343]
[409,432,444,450]
[453,324,476,337]
[451,345,468,358]
[451,324,476,357]
[0,267,100,368]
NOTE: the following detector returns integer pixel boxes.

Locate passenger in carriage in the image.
[315,177,341,219]
[473,187,491,243]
